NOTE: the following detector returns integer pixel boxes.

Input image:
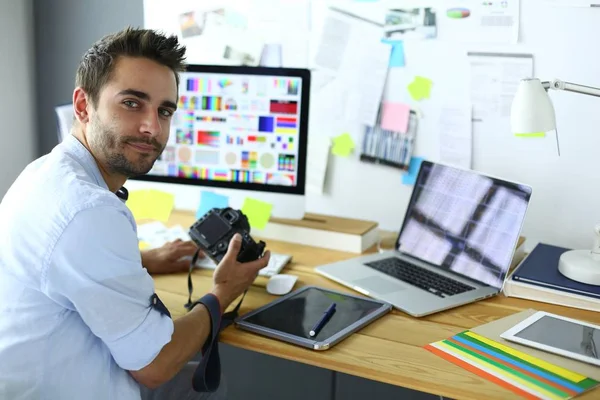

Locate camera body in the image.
[189,207,266,264]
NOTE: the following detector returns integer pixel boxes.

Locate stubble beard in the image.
[88,114,165,178]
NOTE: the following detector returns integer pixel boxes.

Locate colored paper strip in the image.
[438,341,565,400]
[450,336,581,394]
[426,344,540,400]
[464,331,587,383]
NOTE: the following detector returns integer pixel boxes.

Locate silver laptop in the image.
[315,161,533,317]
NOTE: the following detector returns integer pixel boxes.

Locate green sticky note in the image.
[407,76,433,101]
[514,132,546,138]
[331,132,355,157]
[241,197,273,229]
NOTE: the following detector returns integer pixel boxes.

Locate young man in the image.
[0,27,270,399]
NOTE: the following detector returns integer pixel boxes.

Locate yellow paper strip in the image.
[514,132,546,138]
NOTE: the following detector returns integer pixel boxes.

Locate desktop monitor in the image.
[127,64,311,219]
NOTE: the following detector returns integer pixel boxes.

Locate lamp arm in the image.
[543,79,600,98]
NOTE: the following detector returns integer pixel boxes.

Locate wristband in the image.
[191,293,222,392]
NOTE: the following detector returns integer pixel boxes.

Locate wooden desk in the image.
[152,211,600,400]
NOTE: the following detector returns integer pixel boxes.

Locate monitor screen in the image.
[397,161,532,289]
[136,65,310,195]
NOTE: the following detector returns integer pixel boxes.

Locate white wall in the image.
[0,0,36,198]
[143,0,600,252]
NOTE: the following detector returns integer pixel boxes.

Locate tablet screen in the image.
[515,315,600,359]
[243,287,383,340]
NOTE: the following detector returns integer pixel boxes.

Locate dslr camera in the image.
[189,207,266,264]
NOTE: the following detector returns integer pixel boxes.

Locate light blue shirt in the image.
[0,135,174,399]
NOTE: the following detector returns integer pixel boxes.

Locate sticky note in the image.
[196,191,229,219]
[407,76,433,101]
[126,190,150,221]
[402,157,424,185]
[381,102,411,132]
[146,189,175,222]
[331,133,355,157]
[126,189,175,222]
[241,197,273,230]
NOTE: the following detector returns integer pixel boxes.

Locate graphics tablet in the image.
[235,285,392,350]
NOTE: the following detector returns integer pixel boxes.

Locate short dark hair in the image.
[75,27,186,105]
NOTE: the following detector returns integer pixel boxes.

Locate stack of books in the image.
[503,243,600,312]
[251,213,379,253]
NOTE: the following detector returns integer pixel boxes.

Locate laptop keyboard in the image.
[364,257,475,298]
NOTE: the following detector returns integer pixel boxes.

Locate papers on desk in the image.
[137,221,191,250]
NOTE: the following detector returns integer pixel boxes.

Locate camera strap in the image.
[185,249,248,392]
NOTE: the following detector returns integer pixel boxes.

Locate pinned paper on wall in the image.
[242,197,273,229]
[381,102,411,132]
[331,132,355,157]
[407,76,433,101]
[382,39,405,67]
[126,189,175,222]
[196,191,230,219]
[402,157,424,185]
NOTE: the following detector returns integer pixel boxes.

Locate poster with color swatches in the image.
[425,330,600,399]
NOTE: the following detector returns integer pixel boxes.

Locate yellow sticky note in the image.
[407,76,433,101]
[138,241,150,250]
[145,189,175,222]
[331,132,355,157]
[126,189,174,222]
[241,197,273,230]
[127,189,150,220]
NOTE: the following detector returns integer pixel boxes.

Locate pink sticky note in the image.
[381,102,411,133]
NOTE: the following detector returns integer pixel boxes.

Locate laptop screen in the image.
[396,161,532,289]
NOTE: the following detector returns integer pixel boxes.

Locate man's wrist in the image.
[210,286,228,314]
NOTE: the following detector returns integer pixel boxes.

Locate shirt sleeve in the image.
[42,205,174,371]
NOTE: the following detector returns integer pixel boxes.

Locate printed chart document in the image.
[439,104,473,169]
[439,0,520,44]
[313,7,390,127]
[468,52,533,122]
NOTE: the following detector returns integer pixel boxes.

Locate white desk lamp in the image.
[510,78,600,285]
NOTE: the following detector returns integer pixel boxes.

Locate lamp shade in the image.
[510,78,557,134]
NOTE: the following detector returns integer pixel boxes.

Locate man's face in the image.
[86,57,178,178]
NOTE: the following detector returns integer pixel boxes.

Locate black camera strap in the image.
[184,248,247,392]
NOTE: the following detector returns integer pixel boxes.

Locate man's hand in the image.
[211,234,271,311]
[141,240,201,274]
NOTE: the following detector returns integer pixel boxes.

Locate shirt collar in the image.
[62,134,110,192]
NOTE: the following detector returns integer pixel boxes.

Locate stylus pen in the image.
[309,303,336,337]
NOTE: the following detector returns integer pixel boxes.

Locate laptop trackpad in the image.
[353,276,406,295]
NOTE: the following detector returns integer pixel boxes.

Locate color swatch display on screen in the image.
[150,72,303,188]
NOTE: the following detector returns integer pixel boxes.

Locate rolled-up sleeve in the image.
[42,205,174,371]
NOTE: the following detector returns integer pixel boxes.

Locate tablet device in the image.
[500,311,600,367]
[235,285,392,350]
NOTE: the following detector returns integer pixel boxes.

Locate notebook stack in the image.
[503,243,600,312]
